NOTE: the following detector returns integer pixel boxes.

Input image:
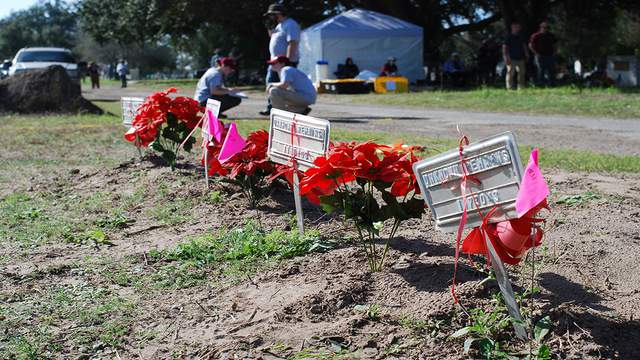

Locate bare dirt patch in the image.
[1,157,639,359]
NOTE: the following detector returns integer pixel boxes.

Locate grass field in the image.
[326,86,640,118]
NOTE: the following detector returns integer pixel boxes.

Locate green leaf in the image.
[162,150,176,167]
[536,344,551,360]
[463,337,476,354]
[182,136,195,153]
[534,316,552,342]
[151,140,165,153]
[162,125,181,143]
[166,112,179,127]
[450,327,470,338]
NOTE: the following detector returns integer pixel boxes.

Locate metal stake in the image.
[292,172,305,235]
[484,235,528,340]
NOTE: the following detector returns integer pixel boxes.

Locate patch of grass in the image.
[165,222,324,266]
[0,283,137,358]
[0,192,74,247]
[555,190,601,206]
[146,196,195,226]
[328,86,640,118]
[399,315,443,338]
[91,223,329,291]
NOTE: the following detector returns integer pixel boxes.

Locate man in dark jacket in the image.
[529,22,556,86]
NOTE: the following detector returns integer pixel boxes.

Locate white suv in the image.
[9,47,79,82]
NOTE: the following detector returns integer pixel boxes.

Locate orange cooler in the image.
[374,76,409,94]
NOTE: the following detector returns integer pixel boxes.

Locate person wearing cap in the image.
[194,57,241,116]
[266,55,316,115]
[260,3,301,116]
[380,57,398,77]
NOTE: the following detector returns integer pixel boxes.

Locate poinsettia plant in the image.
[203,129,279,208]
[124,88,202,168]
[299,141,425,272]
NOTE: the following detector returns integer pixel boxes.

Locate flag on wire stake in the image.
[218,123,246,163]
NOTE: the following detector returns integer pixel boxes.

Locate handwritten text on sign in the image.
[121,97,145,127]
[412,132,524,232]
[267,109,330,171]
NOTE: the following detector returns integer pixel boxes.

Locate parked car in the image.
[8,47,79,82]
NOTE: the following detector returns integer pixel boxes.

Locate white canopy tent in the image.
[299,8,424,83]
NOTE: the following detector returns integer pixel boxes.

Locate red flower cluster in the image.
[202,129,275,179]
[299,141,421,204]
[124,88,202,147]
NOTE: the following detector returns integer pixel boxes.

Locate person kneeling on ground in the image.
[194,57,241,117]
[266,55,316,115]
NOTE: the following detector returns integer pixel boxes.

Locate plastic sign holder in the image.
[202,99,222,189]
[267,109,330,234]
[121,97,145,157]
[412,132,527,340]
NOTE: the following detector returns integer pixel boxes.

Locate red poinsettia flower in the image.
[124,87,204,147]
[201,140,228,176]
[267,164,305,189]
[299,153,357,200]
[225,130,274,178]
[387,152,421,196]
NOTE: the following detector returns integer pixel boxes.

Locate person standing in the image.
[266,55,316,115]
[477,39,499,85]
[117,59,128,88]
[260,3,301,116]
[194,57,241,117]
[529,22,556,86]
[503,22,529,90]
[443,53,467,87]
[88,62,100,89]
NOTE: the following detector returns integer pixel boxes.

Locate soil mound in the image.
[0,65,102,114]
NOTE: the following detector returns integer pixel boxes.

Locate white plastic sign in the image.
[121,97,144,127]
[412,132,524,232]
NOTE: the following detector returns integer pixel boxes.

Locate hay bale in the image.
[0,65,103,114]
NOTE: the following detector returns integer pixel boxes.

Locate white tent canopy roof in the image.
[304,8,423,38]
[299,8,425,83]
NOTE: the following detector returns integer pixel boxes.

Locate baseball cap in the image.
[219,57,236,69]
[264,3,285,16]
[267,55,289,65]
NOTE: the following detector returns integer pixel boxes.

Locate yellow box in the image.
[374,76,409,93]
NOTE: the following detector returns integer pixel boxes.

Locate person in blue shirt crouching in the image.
[266,56,316,115]
[194,57,241,117]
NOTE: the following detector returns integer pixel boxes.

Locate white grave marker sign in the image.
[120,97,145,128]
[202,99,222,142]
[267,109,330,171]
[412,132,524,232]
[412,131,528,340]
[267,109,331,233]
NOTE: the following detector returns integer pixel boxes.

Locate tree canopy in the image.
[2,0,640,72]
[0,0,76,59]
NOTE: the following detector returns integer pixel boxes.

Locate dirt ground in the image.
[2,155,639,359]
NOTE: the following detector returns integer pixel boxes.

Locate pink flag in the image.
[202,109,224,143]
[515,148,549,217]
[218,123,246,163]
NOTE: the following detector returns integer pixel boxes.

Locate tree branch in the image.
[443,13,501,36]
